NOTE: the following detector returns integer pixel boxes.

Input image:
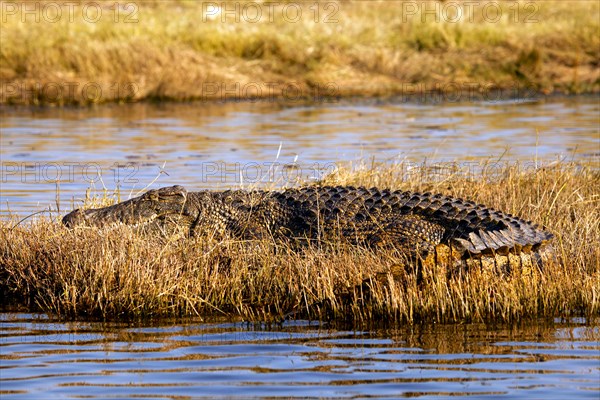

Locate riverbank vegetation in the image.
[1,0,598,105]
[1,161,598,322]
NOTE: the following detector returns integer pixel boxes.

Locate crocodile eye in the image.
[146,191,159,201]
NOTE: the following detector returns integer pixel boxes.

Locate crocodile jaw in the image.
[62,185,192,230]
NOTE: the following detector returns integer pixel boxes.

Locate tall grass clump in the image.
[1,160,598,323]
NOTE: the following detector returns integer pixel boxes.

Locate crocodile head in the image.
[62,185,194,232]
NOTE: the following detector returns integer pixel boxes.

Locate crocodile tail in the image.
[390,190,554,256]
[448,215,554,256]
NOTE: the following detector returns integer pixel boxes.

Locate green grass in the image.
[0,0,598,105]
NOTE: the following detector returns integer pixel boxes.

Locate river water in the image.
[1,96,598,215]
[1,97,599,397]
[1,313,599,399]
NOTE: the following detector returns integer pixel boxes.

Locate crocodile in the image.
[62,185,554,273]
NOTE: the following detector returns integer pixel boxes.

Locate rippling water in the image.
[1,96,598,215]
[1,313,598,399]
[2,98,598,397]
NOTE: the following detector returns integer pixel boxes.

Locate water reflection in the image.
[1,314,598,399]
[1,96,598,215]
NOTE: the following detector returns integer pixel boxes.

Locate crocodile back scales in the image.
[266,186,553,256]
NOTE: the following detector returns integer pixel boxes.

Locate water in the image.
[0,313,598,399]
[1,96,599,215]
[2,98,599,398]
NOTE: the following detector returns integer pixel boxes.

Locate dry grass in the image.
[1,0,598,105]
[1,160,598,323]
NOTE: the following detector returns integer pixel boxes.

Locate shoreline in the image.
[1,89,598,111]
[2,71,598,107]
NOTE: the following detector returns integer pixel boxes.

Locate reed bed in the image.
[1,161,598,323]
[1,0,598,105]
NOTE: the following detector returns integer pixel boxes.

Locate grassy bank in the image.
[1,1,598,105]
[1,161,598,322]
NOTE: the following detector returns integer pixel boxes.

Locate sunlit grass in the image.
[0,0,598,105]
[1,160,598,323]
